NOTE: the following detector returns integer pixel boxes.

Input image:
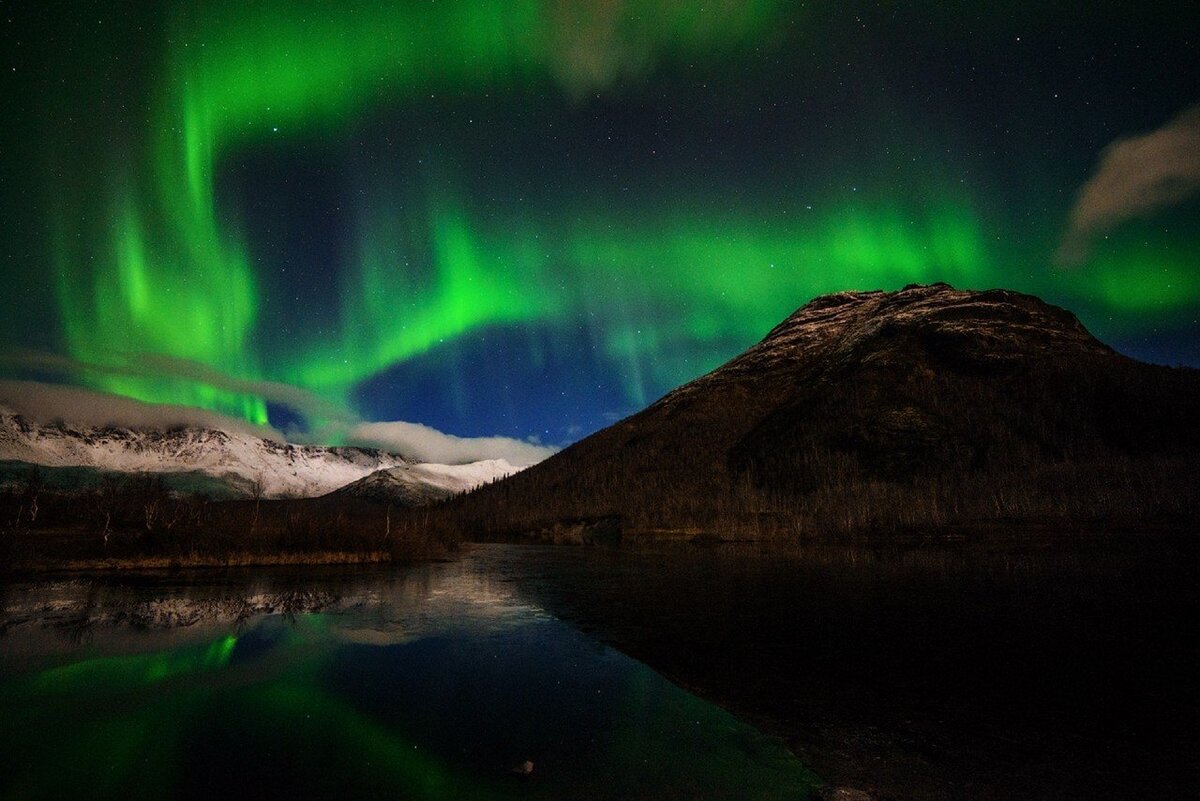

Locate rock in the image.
[813,788,873,801]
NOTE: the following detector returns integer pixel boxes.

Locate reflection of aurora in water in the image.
[0,561,817,800]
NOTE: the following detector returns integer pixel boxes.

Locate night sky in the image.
[2,1,1198,449]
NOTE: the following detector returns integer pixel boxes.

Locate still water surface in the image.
[476,540,1200,799]
[0,550,818,801]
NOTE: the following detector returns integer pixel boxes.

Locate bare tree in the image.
[94,476,119,548]
[250,473,266,532]
[25,466,43,524]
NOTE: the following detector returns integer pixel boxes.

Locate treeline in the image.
[409,453,1199,545]
[1,470,457,570]
[399,344,1200,543]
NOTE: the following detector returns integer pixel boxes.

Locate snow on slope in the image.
[330,459,519,505]
[0,408,517,499]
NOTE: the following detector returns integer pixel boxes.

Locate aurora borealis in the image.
[2,2,1198,446]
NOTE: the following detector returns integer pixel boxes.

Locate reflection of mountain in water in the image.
[0,562,551,659]
[0,553,817,801]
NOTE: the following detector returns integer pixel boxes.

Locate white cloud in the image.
[347,421,557,467]
[0,379,282,439]
[1057,105,1200,266]
[0,347,348,426]
[0,379,557,467]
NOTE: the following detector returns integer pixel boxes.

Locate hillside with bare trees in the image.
[427,284,1200,541]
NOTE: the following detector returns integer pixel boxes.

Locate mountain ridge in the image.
[329,460,519,505]
[0,408,516,501]
[433,283,1200,539]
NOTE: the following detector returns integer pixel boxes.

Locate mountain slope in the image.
[330,460,518,505]
[438,283,1200,538]
[0,411,515,501]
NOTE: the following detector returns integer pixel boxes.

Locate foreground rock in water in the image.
[813,788,874,801]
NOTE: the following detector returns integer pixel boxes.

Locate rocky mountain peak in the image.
[754,283,1108,369]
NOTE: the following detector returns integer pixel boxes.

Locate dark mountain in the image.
[435,283,1200,539]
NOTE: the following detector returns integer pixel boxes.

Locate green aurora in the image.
[3,1,1197,439]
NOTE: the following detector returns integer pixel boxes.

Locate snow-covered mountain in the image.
[0,408,516,500]
[329,459,518,505]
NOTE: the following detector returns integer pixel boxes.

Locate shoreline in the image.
[4,521,1195,574]
[7,550,395,573]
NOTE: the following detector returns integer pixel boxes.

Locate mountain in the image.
[0,410,514,501]
[329,460,519,505]
[437,283,1200,539]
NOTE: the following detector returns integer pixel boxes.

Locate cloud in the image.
[0,376,557,467]
[347,421,557,467]
[1057,105,1200,266]
[542,0,780,97]
[0,347,349,427]
[1,349,558,465]
[0,379,283,439]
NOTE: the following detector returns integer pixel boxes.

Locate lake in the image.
[2,540,1197,799]
[0,547,817,801]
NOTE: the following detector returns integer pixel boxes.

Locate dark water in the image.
[0,552,816,801]
[472,541,1200,799]
[3,541,1198,800]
